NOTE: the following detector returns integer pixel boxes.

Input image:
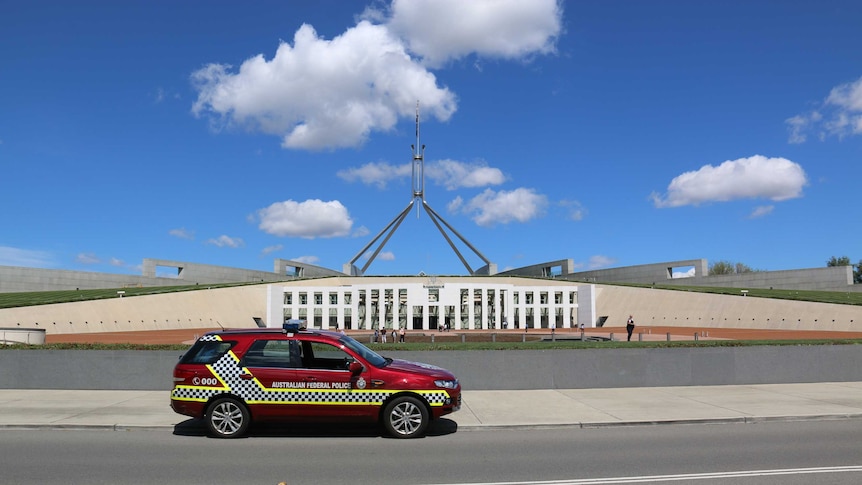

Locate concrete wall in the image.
[141,259,288,284]
[273,259,345,278]
[497,259,575,278]
[594,285,862,332]
[563,259,860,292]
[5,257,858,294]
[0,285,269,334]
[1,345,859,390]
[3,282,860,335]
[0,265,186,293]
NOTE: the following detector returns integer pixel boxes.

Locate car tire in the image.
[206,397,250,439]
[382,395,429,439]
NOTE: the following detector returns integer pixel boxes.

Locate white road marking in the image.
[423,465,862,484]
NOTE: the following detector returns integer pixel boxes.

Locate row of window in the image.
[283,289,576,306]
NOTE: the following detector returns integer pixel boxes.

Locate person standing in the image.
[399,326,406,342]
[626,315,635,341]
[380,325,387,343]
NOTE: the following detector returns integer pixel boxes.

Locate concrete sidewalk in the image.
[1,382,861,431]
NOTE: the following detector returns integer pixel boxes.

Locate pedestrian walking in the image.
[626,315,635,341]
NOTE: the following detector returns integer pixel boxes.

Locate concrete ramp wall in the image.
[0,285,268,334]
[596,285,862,332]
[1,346,860,390]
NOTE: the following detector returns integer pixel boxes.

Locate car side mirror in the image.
[348,361,364,375]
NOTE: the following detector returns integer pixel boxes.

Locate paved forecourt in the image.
[1,382,862,432]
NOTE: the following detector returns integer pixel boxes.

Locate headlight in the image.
[434,379,458,389]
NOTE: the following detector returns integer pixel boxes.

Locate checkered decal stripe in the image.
[171,336,449,407]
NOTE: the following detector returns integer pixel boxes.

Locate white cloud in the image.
[169,228,195,240]
[191,22,456,150]
[359,250,395,262]
[651,155,808,208]
[261,244,283,256]
[787,76,862,142]
[447,196,463,212]
[559,200,586,221]
[384,0,562,68]
[109,258,125,267]
[338,159,505,190]
[588,255,616,269]
[292,255,320,264]
[206,235,245,248]
[76,253,100,265]
[257,199,353,238]
[0,246,53,267]
[455,188,547,226]
[336,162,412,189]
[827,76,862,111]
[425,159,506,189]
[749,205,774,219]
[192,1,562,150]
[352,226,370,238]
[672,267,696,278]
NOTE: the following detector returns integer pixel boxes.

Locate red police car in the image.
[170,323,461,439]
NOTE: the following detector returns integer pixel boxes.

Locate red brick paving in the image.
[44,325,862,345]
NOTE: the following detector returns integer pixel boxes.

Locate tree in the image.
[709,260,735,275]
[709,260,759,276]
[826,255,862,284]
[735,262,755,274]
[827,256,851,267]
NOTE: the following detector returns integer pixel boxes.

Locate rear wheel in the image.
[206,397,250,438]
[383,395,429,439]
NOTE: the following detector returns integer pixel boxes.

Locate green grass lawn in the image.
[614,282,862,305]
[2,281,861,310]
[3,338,861,352]
[0,282,262,309]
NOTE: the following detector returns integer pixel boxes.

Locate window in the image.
[314,292,323,305]
[242,340,300,368]
[180,340,234,365]
[329,292,338,305]
[300,341,354,370]
[284,293,292,305]
[299,292,307,305]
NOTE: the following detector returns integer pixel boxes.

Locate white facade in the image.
[266,279,595,331]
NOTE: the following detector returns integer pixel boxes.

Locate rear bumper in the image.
[170,398,205,419]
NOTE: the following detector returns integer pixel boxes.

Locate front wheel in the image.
[206,397,250,439]
[383,396,429,439]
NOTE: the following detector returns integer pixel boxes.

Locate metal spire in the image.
[344,101,496,276]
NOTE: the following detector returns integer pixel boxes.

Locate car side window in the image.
[181,341,234,365]
[242,339,301,368]
[299,341,353,371]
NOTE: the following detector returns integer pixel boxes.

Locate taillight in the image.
[173,368,195,385]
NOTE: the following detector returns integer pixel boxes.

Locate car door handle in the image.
[239,373,253,380]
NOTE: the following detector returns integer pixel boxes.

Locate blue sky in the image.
[2,0,861,277]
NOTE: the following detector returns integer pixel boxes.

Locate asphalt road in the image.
[2,420,861,484]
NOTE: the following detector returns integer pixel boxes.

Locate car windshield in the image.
[338,335,387,367]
